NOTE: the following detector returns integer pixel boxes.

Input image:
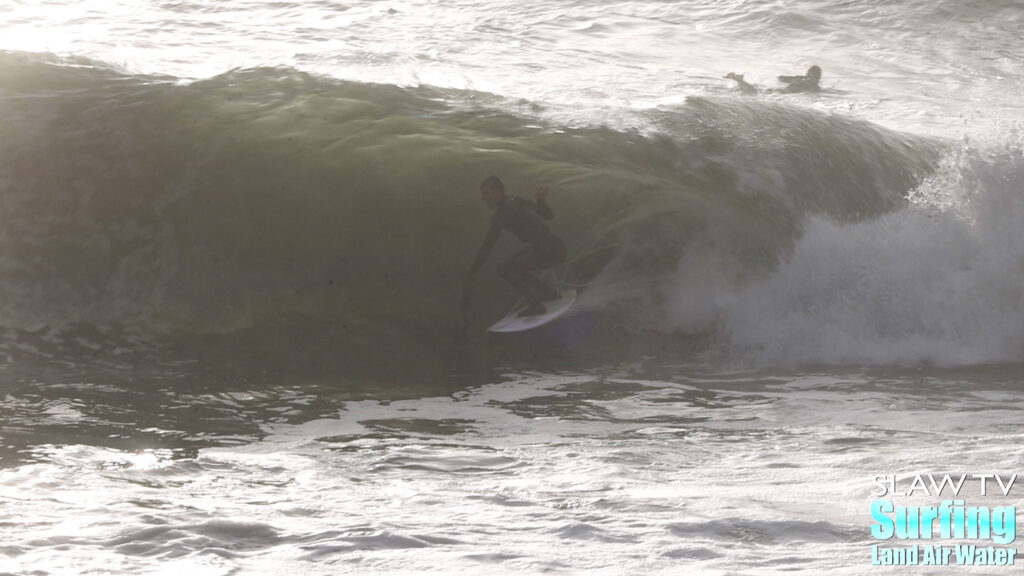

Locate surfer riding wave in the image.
[463,176,566,318]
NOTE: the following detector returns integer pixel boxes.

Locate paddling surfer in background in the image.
[462,176,566,319]
[777,65,822,93]
[725,65,823,94]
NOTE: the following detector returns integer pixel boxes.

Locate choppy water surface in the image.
[4,363,1023,575]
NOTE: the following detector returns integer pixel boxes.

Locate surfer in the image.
[724,72,758,94]
[724,65,823,94]
[464,176,566,317]
[777,65,822,93]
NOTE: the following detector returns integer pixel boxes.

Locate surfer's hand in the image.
[535,186,549,202]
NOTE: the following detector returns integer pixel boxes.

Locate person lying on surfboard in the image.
[724,65,823,94]
[723,72,758,94]
[777,65,822,93]
[464,176,566,317]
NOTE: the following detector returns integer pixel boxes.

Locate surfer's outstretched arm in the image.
[469,222,501,274]
[463,222,499,318]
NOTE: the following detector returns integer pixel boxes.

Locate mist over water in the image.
[705,139,1024,366]
[2,1,1024,574]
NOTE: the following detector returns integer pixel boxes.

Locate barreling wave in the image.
[1,51,952,374]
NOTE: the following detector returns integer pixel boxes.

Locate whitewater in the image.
[1,0,1024,574]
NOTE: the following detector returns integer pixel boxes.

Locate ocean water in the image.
[2,0,1024,574]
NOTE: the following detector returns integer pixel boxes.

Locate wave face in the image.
[0,54,949,372]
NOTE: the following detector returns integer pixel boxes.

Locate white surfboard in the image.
[488,290,577,333]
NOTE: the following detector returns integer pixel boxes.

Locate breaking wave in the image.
[4,51,978,374]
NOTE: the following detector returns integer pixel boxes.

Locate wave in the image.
[0,52,953,373]
[717,139,1024,366]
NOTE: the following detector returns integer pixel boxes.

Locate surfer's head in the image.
[480,175,505,208]
[806,65,822,84]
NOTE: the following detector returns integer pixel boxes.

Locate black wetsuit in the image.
[471,195,566,307]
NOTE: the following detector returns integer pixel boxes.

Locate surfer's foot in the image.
[521,303,547,317]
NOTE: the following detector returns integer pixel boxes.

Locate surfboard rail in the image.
[487,290,577,333]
